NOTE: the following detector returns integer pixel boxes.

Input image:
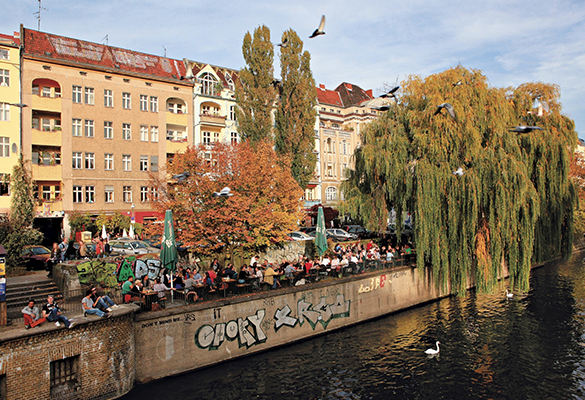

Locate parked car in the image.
[287,231,315,241]
[386,223,414,235]
[108,240,159,256]
[21,245,52,270]
[343,225,376,239]
[299,227,317,236]
[326,228,358,241]
[142,235,162,249]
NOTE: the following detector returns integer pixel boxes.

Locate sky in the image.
[3,0,585,137]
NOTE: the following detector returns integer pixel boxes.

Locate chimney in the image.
[345,83,353,90]
[319,84,325,89]
[366,89,373,98]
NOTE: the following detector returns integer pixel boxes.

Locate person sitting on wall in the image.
[42,295,74,329]
[90,286,120,312]
[121,276,134,303]
[82,288,110,318]
[22,299,46,329]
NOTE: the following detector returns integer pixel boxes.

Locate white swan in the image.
[424,341,440,355]
[505,289,514,299]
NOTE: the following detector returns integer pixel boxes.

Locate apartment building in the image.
[19,27,193,238]
[314,82,379,207]
[0,32,21,215]
[184,60,239,146]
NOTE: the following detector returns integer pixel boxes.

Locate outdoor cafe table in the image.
[221,278,237,297]
[141,289,158,311]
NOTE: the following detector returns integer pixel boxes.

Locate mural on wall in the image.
[357,275,387,294]
[195,294,351,350]
[135,258,163,280]
[76,260,118,287]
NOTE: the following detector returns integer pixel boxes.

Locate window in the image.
[122,92,131,109]
[85,186,95,203]
[140,186,149,202]
[150,96,158,112]
[104,89,113,107]
[42,185,50,201]
[0,137,9,157]
[230,132,238,144]
[123,186,132,203]
[0,49,8,60]
[140,125,148,142]
[342,140,347,155]
[326,186,338,201]
[84,87,94,105]
[167,101,184,114]
[50,356,79,394]
[84,152,95,169]
[54,184,61,199]
[140,94,148,111]
[150,155,158,172]
[72,152,82,169]
[122,123,131,140]
[213,132,219,142]
[105,185,114,203]
[104,121,113,139]
[0,103,9,121]
[229,105,236,120]
[104,153,114,170]
[199,72,218,96]
[123,154,131,171]
[203,131,211,145]
[72,119,82,136]
[0,69,9,86]
[326,138,333,153]
[150,126,159,142]
[151,186,159,200]
[140,155,148,171]
[327,163,333,177]
[42,86,51,97]
[84,119,94,137]
[73,186,83,202]
[72,85,82,103]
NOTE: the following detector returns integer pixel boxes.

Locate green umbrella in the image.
[315,206,328,258]
[160,210,178,301]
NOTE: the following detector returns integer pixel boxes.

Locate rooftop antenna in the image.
[162,45,167,57]
[34,0,48,31]
[101,35,109,45]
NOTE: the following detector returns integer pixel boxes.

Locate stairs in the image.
[5,275,63,320]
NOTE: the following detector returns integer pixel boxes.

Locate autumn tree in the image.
[274,29,318,188]
[149,141,303,256]
[235,25,277,145]
[342,67,577,294]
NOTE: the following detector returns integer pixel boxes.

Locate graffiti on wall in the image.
[194,294,351,350]
[135,258,163,280]
[357,275,387,294]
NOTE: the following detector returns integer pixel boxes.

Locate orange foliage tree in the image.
[570,148,585,236]
[149,140,303,256]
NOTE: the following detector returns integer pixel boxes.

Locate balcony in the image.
[35,199,64,218]
[166,138,189,153]
[166,111,188,126]
[199,113,227,127]
[31,164,62,181]
[31,128,62,146]
[31,95,62,113]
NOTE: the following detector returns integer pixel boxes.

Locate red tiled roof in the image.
[0,32,20,46]
[317,85,343,107]
[22,28,186,83]
[185,59,240,87]
[317,82,373,108]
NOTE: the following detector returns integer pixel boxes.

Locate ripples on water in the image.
[122,254,585,400]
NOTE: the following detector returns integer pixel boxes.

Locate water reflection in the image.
[122,254,585,400]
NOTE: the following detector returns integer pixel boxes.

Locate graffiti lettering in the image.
[195,309,266,350]
[274,294,350,331]
[392,271,407,279]
[358,275,387,294]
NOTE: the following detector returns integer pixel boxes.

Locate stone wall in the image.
[0,307,136,400]
[133,265,448,382]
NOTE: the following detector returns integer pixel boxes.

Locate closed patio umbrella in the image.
[160,210,178,301]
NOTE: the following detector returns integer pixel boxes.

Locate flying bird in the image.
[309,15,326,38]
[424,341,441,355]
[509,125,544,133]
[505,289,514,299]
[212,187,233,198]
[434,103,456,119]
[453,167,465,176]
[276,37,288,48]
[373,103,391,112]
[452,80,463,87]
[380,86,400,100]
[172,171,190,182]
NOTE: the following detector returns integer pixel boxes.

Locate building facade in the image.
[0,32,22,215]
[19,27,193,239]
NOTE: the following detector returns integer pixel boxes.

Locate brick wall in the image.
[0,311,135,400]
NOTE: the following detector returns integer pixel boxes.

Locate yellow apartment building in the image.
[0,32,22,215]
[20,27,193,239]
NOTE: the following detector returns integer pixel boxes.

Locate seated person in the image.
[284,262,296,278]
[90,286,119,312]
[22,299,46,329]
[130,279,145,303]
[238,265,249,283]
[223,264,238,280]
[264,264,281,289]
[331,257,340,272]
[42,295,74,329]
[121,276,134,303]
[192,270,204,285]
[82,289,110,318]
[183,276,199,302]
[172,273,184,290]
[321,256,331,268]
[153,277,175,300]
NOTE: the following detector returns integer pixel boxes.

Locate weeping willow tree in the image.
[342,67,577,294]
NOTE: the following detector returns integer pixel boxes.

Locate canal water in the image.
[121,252,585,400]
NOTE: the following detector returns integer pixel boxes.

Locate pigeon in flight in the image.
[434,103,456,119]
[380,86,400,100]
[452,80,463,87]
[276,37,288,48]
[453,167,465,176]
[212,187,233,198]
[172,171,190,182]
[310,15,326,38]
[373,103,391,112]
[509,126,544,133]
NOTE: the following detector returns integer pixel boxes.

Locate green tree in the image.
[274,29,318,188]
[342,67,577,294]
[235,25,277,145]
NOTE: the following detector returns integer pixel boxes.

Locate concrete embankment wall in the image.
[134,265,449,383]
